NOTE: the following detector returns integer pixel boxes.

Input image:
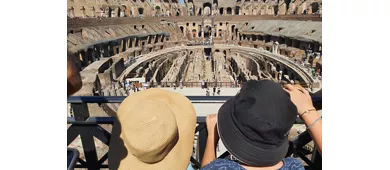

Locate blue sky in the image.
[179,0,185,4]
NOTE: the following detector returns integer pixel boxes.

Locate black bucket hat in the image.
[217,80,297,166]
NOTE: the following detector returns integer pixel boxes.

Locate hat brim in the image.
[108,89,196,170]
[217,97,289,167]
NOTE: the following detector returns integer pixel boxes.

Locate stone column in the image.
[146,36,150,45]
[154,35,159,44]
[273,42,279,54]
[133,38,137,48]
[112,45,118,55]
[120,39,125,52]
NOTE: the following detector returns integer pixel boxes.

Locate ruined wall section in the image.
[68,0,184,18]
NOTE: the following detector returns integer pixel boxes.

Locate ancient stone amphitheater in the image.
[68,0,322,116]
[67,0,322,166]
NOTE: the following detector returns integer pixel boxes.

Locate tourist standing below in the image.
[201,80,205,89]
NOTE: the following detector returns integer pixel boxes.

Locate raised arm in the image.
[284,84,322,154]
[201,114,220,167]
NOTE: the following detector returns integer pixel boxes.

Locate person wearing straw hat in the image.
[201,80,307,170]
[108,88,197,170]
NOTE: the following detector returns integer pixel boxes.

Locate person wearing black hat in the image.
[201,80,321,170]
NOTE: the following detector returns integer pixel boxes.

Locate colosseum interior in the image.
[67,0,322,166]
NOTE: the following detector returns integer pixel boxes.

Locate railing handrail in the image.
[67,96,322,104]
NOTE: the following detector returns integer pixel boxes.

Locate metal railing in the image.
[67,96,322,169]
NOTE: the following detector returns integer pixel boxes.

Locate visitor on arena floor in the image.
[201,80,321,170]
[108,88,197,170]
[67,53,82,96]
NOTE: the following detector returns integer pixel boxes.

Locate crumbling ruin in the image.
[67,1,322,163]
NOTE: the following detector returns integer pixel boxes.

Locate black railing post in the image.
[71,103,99,170]
[311,147,322,170]
[198,124,208,163]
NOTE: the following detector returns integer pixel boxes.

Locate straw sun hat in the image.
[108,88,196,170]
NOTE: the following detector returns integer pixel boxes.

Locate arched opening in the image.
[176,11,180,16]
[180,26,184,33]
[302,9,307,14]
[219,8,224,15]
[276,64,281,72]
[283,68,288,78]
[108,7,112,17]
[289,73,295,81]
[227,7,232,15]
[138,8,144,15]
[218,29,222,37]
[204,25,212,38]
[204,48,212,57]
[273,6,279,16]
[192,29,197,37]
[117,7,122,17]
[285,0,291,10]
[235,6,240,15]
[203,3,212,16]
[311,3,320,13]
[155,6,161,15]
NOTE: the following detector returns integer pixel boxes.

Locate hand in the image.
[283,84,315,116]
[206,114,219,142]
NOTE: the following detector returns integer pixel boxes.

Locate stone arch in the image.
[219,8,224,15]
[218,29,222,37]
[138,8,144,15]
[192,29,197,37]
[273,6,278,16]
[204,25,212,38]
[227,7,232,15]
[155,6,161,15]
[235,6,240,15]
[176,11,180,16]
[311,3,320,13]
[180,26,184,33]
[203,3,212,16]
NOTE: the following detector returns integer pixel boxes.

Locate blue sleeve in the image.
[279,158,305,170]
[187,163,194,170]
